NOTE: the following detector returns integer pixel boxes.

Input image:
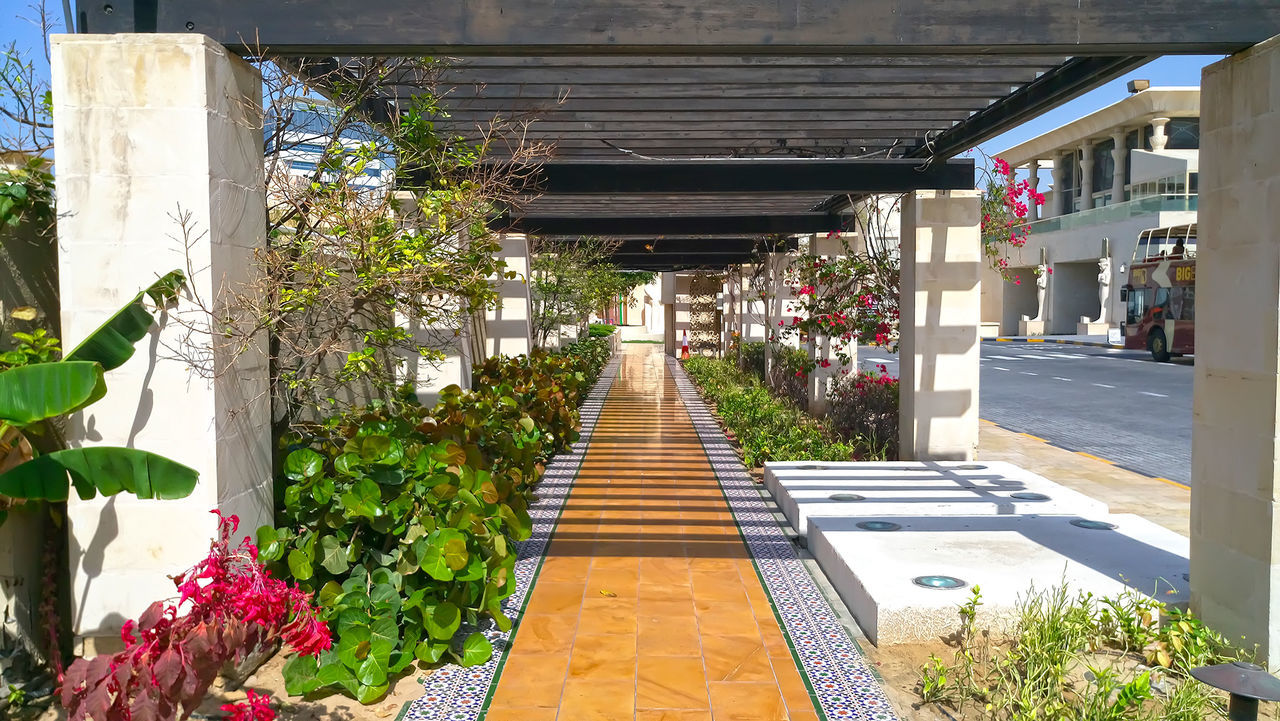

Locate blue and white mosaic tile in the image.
[666,356,899,721]
[403,356,623,721]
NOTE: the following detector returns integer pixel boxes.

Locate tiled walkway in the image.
[484,347,818,721]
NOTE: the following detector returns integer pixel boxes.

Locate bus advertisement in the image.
[1121,223,1195,362]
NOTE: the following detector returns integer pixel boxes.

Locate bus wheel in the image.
[1149,328,1171,362]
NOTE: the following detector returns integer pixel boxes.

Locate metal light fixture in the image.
[1190,661,1280,721]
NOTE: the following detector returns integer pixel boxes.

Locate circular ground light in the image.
[1071,519,1118,530]
[856,521,902,532]
[829,493,866,502]
[913,575,968,590]
[1011,492,1051,501]
[956,464,987,470]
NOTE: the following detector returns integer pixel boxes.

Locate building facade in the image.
[993,87,1200,335]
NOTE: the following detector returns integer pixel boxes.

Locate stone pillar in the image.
[662,271,676,356]
[1110,130,1128,204]
[899,190,982,461]
[1027,161,1041,221]
[1048,158,1066,218]
[52,34,270,641]
[484,234,533,358]
[1149,117,1171,151]
[1078,143,1094,211]
[1191,34,1280,664]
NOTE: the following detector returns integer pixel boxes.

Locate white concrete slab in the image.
[809,513,1190,645]
[763,461,1108,537]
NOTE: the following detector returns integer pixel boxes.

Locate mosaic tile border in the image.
[404,354,624,721]
[666,356,899,721]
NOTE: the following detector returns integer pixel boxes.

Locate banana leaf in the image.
[0,446,198,501]
[0,361,106,425]
[65,270,185,371]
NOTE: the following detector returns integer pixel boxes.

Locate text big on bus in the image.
[1121,223,1195,362]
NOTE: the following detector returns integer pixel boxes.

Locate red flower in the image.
[223,690,276,721]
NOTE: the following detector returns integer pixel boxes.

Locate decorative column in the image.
[899,190,982,461]
[1149,117,1171,151]
[484,234,534,357]
[662,271,676,356]
[1048,157,1066,218]
[1027,161,1041,221]
[1191,33,1280,665]
[52,34,270,645]
[1110,130,1128,204]
[1078,142,1095,211]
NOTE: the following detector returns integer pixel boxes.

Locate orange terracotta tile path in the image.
[484,348,820,721]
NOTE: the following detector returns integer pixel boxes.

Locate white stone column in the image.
[899,190,982,461]
[1110,130,1128,204]
[484,234,533,358]
[1078,143,1095,211]
[1027,161,1041,221]
[52,34,270,641]
[1149,117,1171,151]
[1192,33,1280,664]
[1048,158,1066,218]
[662,271,676,355]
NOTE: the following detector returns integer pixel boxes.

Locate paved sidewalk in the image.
[978,420,1189,536]
[482,346,827,721]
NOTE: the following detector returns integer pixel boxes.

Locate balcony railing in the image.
[1023,194,1198,234]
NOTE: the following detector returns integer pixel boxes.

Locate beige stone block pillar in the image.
[51,34,270,638]
[662,272,677,355]
[898,190,981,461]
[484,234,533,358]
[1192,33,1280,664]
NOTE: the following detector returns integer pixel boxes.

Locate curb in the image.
[981,418,1190,490]
[989,336,1124,350]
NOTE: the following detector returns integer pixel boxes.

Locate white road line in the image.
[1093,383,1116,389]
[1139,391,1169,398]
[866,357,895,363]
[994,366,1010,371]
[1047,353,1088,359]
[1052,377,1072,382]
[987,354,1020,360]
[1018,354,1044,359]
[1020,371,1038,376]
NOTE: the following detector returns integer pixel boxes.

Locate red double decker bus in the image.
[1121,223,1196,362]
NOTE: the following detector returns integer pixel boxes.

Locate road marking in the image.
[1027,338,1045,343]
[1076,451,1114,464]
[1020,371,1038,376]
[1152,476,1192,491]
[1052,377,1072,382]
[987,354,1020,360]
[1093,383,1116,389]
[1046,352,1088,359]
[1018,354,1043,359]
[1019,432,1048,442]
[993,366,1010,371]
[1139,391,1169,398]
[866,357,895,363]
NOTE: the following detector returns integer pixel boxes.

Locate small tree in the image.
[980,154,1046,284]
[528,237,651,348]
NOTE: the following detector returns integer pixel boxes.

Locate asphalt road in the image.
[857,342,1193,485]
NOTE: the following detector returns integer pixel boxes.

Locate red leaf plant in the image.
[61,511,331,721]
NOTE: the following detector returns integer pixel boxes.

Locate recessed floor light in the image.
[1011,492,1051,501]
[856,521,901,532]
[913,575,967,590]
[1071,519,1117,530]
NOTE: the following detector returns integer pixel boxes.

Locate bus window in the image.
[1127,288,1150,325]
[1170,287,1185,319]
[1154,287,1170,317]
[1182,288,1196,320]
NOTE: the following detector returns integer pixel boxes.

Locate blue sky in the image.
[3,8,1216,165]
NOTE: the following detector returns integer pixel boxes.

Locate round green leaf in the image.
[457,633,492,667]
[285,448,325,480]
[426,602,461,641]
[288,548,314,581]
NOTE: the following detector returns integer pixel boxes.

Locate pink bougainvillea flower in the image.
[222,690,276,721]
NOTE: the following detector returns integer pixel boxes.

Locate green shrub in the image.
[736,341,815,410]
[587,323,616,338]
[683,356,854,467]
[263,342,611,703]
[828,369,899,460]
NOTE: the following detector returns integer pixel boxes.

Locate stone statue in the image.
[1092,257,1111,324]
[1022,263,1049,322]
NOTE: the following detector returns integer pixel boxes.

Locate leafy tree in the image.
[528,237,653,348]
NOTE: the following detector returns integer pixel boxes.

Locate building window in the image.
[1124,129,1140,185]
[1166,118,1200,150]
[1058,151,1076,215]
[1092,139,1115,196]
[290,160,318,172]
